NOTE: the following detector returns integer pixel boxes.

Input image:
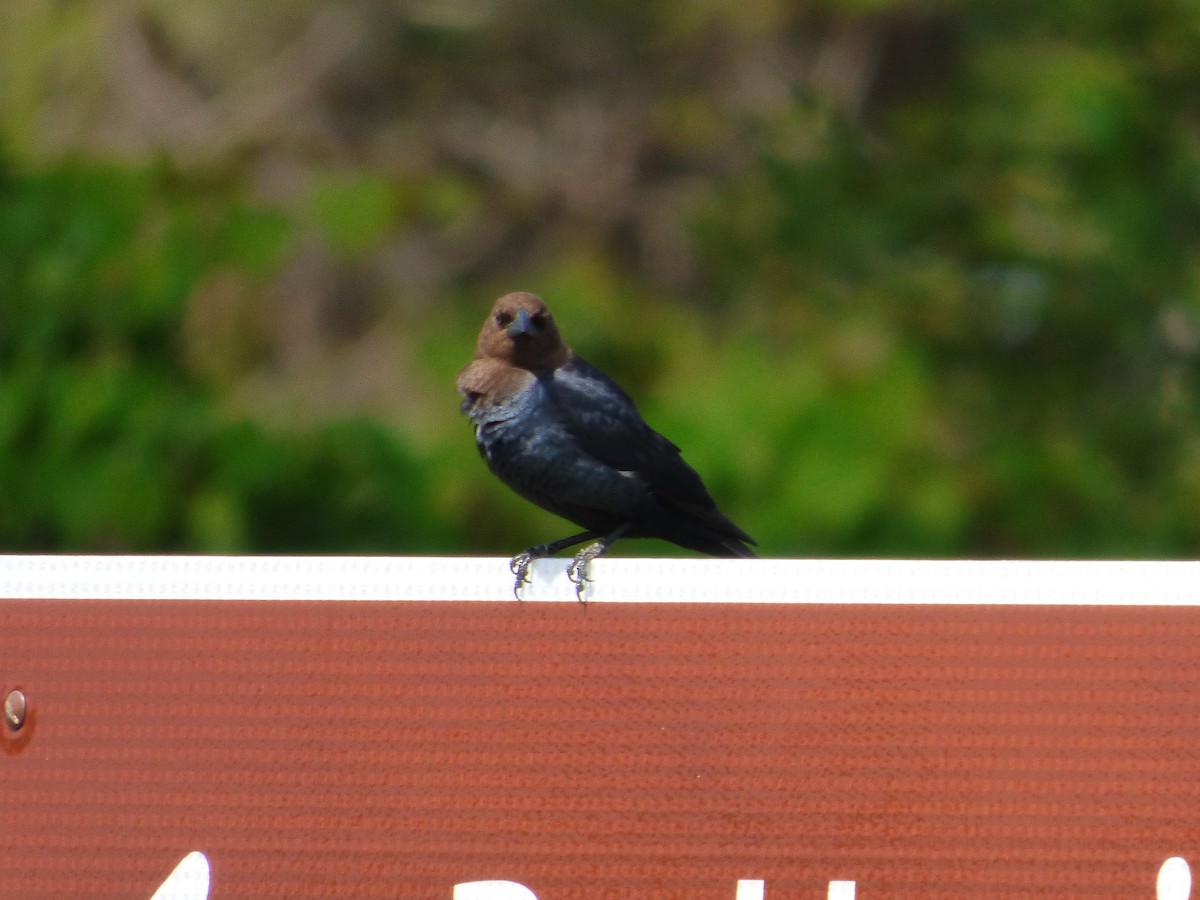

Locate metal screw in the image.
[4,690,27,731]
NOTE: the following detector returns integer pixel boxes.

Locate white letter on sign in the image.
[454,882,538,900]
[1158,857,1192,900]
[149,852,210,900]
[736,879,764,900]
[828,881,856,900]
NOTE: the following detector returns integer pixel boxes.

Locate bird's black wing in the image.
[548,356,756,552]
[547,357,717,508]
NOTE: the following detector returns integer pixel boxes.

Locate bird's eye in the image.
[495,312,513,328]
[531,312,547,327]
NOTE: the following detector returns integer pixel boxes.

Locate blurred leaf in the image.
[309,171,398,256]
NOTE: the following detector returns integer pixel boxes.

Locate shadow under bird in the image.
[457,292,757,599]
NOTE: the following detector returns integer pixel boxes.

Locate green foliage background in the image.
[3,2,1199,558]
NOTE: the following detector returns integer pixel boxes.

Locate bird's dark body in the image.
[465,353,754,558]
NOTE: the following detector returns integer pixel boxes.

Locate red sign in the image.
[2,557,1198,898]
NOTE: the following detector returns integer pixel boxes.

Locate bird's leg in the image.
[566,524,630,602]
[509,530,601,599]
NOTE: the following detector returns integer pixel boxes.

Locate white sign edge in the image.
[3,555,1200,604]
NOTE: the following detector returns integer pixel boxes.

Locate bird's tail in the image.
[701,533,758,558]
[653,494,758,558]
[666,517,758,559]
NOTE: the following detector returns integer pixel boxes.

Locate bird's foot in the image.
[509,552,536,600]
[566,541,606,603]
[507,531,603,600]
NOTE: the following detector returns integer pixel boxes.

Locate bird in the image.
[457,291,756,599]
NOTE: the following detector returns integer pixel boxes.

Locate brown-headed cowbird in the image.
[457,291,756,599]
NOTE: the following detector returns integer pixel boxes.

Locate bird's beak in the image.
[507,308,535,339]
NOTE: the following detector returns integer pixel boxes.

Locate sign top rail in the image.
[2,555,1199,604]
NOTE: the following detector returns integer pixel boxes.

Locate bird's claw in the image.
[567,544,603,602]
[509,552,534,600]
[565,558,590,602]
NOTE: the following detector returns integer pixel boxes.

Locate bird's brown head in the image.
[474,292,569,371]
